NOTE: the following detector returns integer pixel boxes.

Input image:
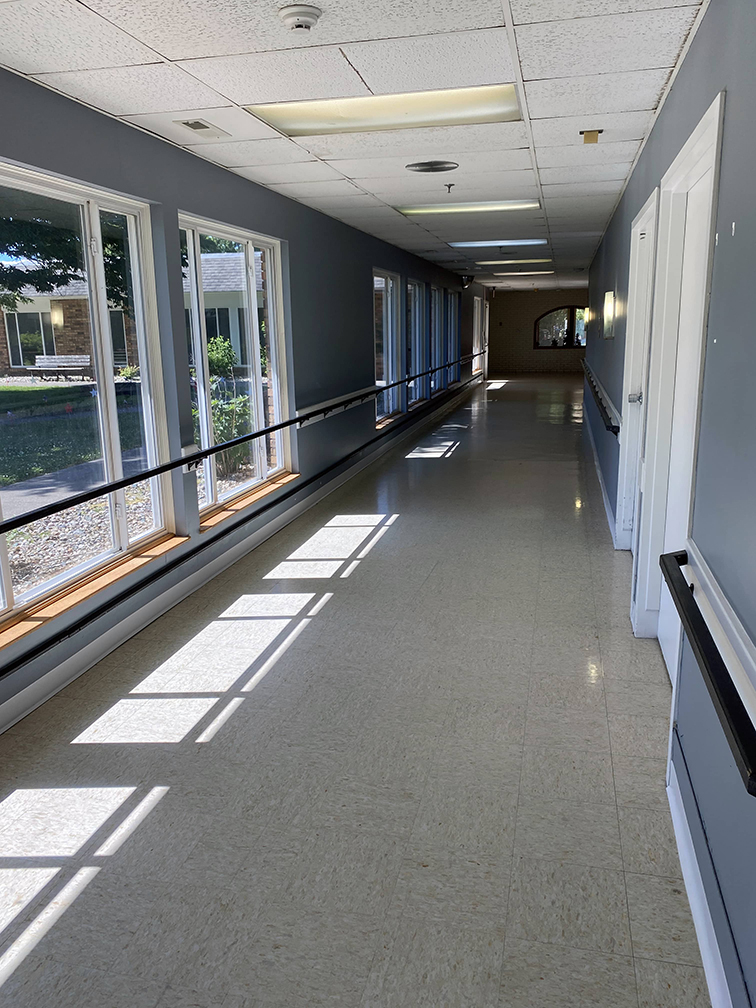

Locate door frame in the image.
[631,92,724,647]
[616,189,659,553]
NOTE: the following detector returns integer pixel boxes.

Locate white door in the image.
[631,93,723,680]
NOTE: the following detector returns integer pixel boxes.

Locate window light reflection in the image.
[0,869,59,933]
[0,788,134,856]
[487,380,508,389]
[405,440,459,458]
[263,560,343,579]
[72,698,218,744]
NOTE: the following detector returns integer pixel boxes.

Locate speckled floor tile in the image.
[626,873,703,965]
[634,958,712,1007]
[409,775,519,855]
[498,939,638,1008]
[508,856,632,955]
[519,745,615,804]
[609,713,670,759]
[612,755,669,809]
[0,956,164,1008]
[525,706,610,752]
[618,806,682,877]
[514,799,622,869]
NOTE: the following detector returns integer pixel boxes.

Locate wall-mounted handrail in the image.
[582,360,620,436]
[0,351,485,537]
[660,550,756,797]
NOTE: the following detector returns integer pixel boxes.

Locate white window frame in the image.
[373,269,401,421]
[430,286,445,395]
[0,161,167,614]
[446,291,460,385]
[179,213,292,510]
[406,279,426,405]
[4,308,56,366]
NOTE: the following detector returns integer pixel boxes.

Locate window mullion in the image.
[188,229,216,505]
[246,244,267,479]
[0,496,15,614]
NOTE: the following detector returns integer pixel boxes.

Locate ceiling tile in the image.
[324,154,535,179]
[0,0,158,74]
[525,68,671,118]
[82,0,505,60]
[233,162,345,185]
[122,106,279,144]
[176,48,369,105]
[538,163,631,183]
[296,122,530,159]
[511,0,700,24]
[542,180,624,197]
[35,63,225,115]
[297,194,389,209]
[531,110,653,147]
[340,29,514,94]
[186,137,314,167]
[536,141,640,167]
[267,179,367,198]
[516,8,698,80]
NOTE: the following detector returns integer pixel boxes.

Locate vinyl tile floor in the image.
[0,375,710,1007]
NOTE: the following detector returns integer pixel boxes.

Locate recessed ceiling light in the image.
[405,160,459,173]
[399,200,540,216]
[449,239,548,248]
[493,270,554,276]
[246,83,520,136]
[476,258,552,265]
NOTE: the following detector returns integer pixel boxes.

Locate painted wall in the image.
[487,288,587,374]
[587,3,756,1000]
[0,68,486,707]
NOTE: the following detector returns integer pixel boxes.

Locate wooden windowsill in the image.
[199,471,299,533]
[375,413,402,431]
[0,533,188,650]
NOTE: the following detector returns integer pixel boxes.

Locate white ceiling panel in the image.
[511,0,699,24]
[122,106,279,144]
[35,63,226,115]
[176,48,369,106]
[0,0,158,74]
[267,179,367,198]
[538,163,632,184]
[525,68,671,118]
[536,141,640,168]
[233,161,345,185]
[530,111,653,147]
[81,0,505,60]
[324,153,536,179]
[186,137,314,167]
[296,122,531,160]
[517,9,698,81]
[297,194,389,209]
[340,29,514,94]
[542,180,624,197]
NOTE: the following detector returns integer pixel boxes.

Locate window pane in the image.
[0,186,108,582]
[199,234,259,499]
[447,293,460,384]
[181,229,209,509]
[255,247,281,474]
[4,313,22,366]
[100,210,158,542]
[575,308,587,346]
[41,312,55,355]
[536,307,571,348]
[407,281,423,404]
[430,288,444,394]
[16,313,43,365]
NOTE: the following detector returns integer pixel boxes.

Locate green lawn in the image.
[0,383,145,485]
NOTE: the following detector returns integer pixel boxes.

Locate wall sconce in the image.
[603,291,615,339]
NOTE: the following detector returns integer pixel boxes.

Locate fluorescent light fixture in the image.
[449,239,548,248]
[399,200,540,216]
[476,258,552,265]
[246,83,520,136]
[494,270,554,275]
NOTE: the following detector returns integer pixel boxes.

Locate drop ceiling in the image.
[0,0,705,289]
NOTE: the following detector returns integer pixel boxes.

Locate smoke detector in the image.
[278,4,322,30]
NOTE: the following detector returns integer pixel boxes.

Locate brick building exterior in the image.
[487,288,589,375]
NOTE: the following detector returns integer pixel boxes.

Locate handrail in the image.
[582,360,620,436]
[0,351,485,536]
[660,550,756,797]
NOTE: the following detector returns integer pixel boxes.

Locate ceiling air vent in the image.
[174,119,232,141]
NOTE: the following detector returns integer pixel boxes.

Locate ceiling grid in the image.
[0,0,707,288]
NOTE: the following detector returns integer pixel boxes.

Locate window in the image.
[373,270,400,421]
[534,306,588,348]
[180,218,288,509]
[430,286,444,394]
[0,170,162,610]
[446,292,460,385]
[406,280,425,405]
[472,296,485,372]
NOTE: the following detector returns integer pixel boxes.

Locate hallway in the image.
[0,376,707,1007]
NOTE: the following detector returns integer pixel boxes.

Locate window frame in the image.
[533,305,588,349]
[178,212,292,510]
[429,285,445,395]
[0,162,167,614]
[373,268,401,422]
[446,291,460,385]
[406,278,426,406]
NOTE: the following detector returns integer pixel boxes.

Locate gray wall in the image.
[587,4,756,998]
[0,68,485,702]
[488,288,587,374]
[587,0,756,641]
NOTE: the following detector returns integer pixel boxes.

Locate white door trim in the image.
[631,92,724,646]
[616,188,659,551]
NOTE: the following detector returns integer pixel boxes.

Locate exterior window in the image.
[534,306,588,348]
[0,175,162,610]
[406,280,425,405]
[374,270,399,421]
[446,291,460,384]
[472,296,485,372]
[430,286,444,394]
[180,219,287,509]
